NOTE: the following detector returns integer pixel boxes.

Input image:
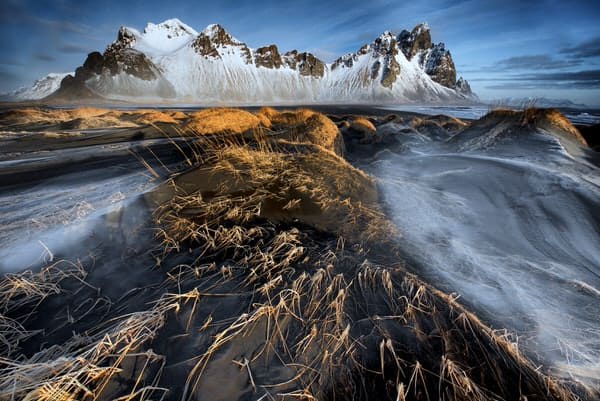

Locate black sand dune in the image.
[0,107,598,401]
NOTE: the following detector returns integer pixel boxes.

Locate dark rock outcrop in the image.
[103,48,158,80]
[192,26,253,64]
[331,54,357,70]
[371,33,401,88]
[397,24,460,89]
[204,24,239,47]
[53,26,161,99]
[77,52,106,81]
[283,51,325,78]
[49,51,106,99]
[192,34,221,59]
[48,73,99,99]
[423,43,456,88]
[100,27,159,81]
[398,24,432,59]
[254,45,282,69]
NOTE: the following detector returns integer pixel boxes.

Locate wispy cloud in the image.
[519,69,600,82]
[34,53,56,62]
[495,54,581,70]
[58,43,89,53]
[0,69,20,81]
[486,81,600,90]
[0,59,23,67]
[478,69,600,89]
[31,17,93,37]
[560,37,600,60]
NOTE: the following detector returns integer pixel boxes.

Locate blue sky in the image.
[1,0,599,104]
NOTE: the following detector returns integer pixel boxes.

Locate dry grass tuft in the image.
[350,117,377,135]
[254,108,344,155]
[153,142,392,251]
[133,111,179,125]
[168,111,189,120]
[185,108,265,135]
[521,108,588,145]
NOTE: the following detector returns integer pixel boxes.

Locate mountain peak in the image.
[397,23,432,59]
[412,22,430,34]
[144,18,198,37]
[202,23,224,35]
[201,24,242,45]
[117,26,137,45]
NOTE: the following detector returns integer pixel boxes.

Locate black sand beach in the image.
[0,106,598,401]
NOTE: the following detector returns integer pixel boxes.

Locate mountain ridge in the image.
[13,19,478,103]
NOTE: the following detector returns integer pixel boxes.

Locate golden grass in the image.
[168,111,189,120]
[480,108,587,146]
[254,108,344,155]
[522,108,588,146]
[350,117,376,135]
[263,108,317,126]
[185,108,265,135]
[152,141,393,251]
[133,111,179,125]
[58,116,138,130]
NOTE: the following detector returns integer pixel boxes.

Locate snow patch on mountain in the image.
[121,18,197,57]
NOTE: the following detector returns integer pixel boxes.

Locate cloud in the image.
[58,43,89,53]
[560,37,600,59]
[495,54,580,70]
[0,1,90,36]
[485,81,600,90]
[0,59,23,67]
[0,70,19,80]
[517,69,600,82]
[481,69,600,89]
[31,17,91,36]
[34,53,56,62]
[0,0,27,23]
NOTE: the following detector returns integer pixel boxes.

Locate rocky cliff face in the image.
[397,23,457,89]
[47,19,475,103]
[455,77,474,96]
[423,44,456,88]
[254,45,283,69]
[193,24,253,64]
[398,24,432,59]
[283,51,325,78]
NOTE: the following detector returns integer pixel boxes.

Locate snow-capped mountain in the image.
[47,19,476,103]
[2,72,72,100]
